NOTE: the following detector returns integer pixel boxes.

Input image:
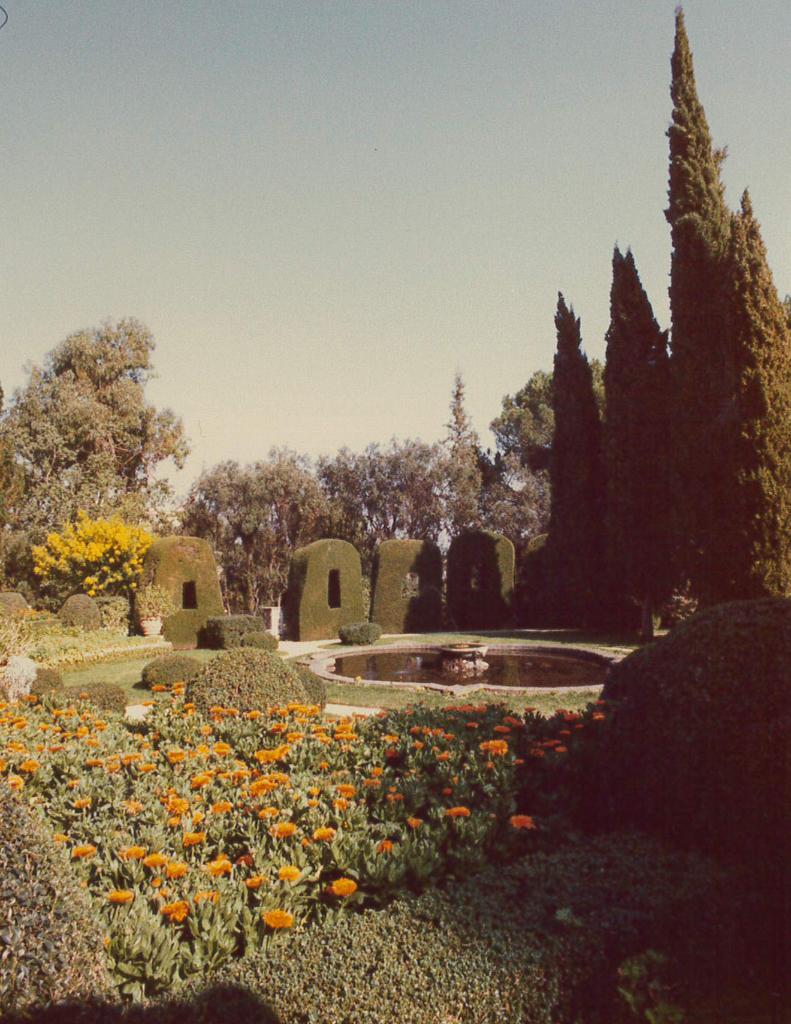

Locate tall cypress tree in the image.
[666,8,733,603]
[603,248,672,636]
[723,192,791,597]
[546,295,605,626]
[444,373,483,535]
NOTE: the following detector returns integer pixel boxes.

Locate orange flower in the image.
[406,817,423,829]
[211,801,233,814]
[167,749,186,765]
[143,852,169,870]
[194,890,218,905]
[124,800,145,815]
[335,784,356,798]
[263,909,294,929]
[206,854,233,877]
[167,796,190,815]
[19,759,39,773]
[278,865,301,883]
[119,845,147,861]
[72,844,97,859]
[182,831,207,847]
[312,827,336,842]
[479,739,509,757]
[328,877,357,897]
[53,833,69,843]
[257,806,280,819]
[376,840,394,855]
[509,814,536,830]
[190,773,212,790]
[445,806,471,818]
[269,821,297,839]
[161,900,190,923]
[72,797,92,809]
[213,742,232,756]
[165,861,189,879]
[107,889,134,905]
[245,875,265,889]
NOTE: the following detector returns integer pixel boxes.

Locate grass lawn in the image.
[62,648,222,703]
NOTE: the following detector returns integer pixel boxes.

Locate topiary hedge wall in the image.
[141,536,224,647]
[370,539,443,633]
[446,530,515,630]
[283,539,364,641]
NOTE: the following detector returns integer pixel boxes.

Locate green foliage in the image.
[446,529,514,629]
[59,594,102,631]
[186,648,309,715]
[0,591,28,615]
[603,248,672,633]
[283,539,364,641]
[370,539,443,633]
[31,666,64,695]
[443,373,483,534]
[141,654,202,689]
[23,617,168,671]
[141,537,224,647]
[58,683,128,713]
[96,595,131,634]
[546,295,605,626]
[135,585,177,622]
[291,661,327,709]
[516,532,553,626]
[0,783,113,1015]
[598,599,791,891]
[240,630,278,651]
[205,615,266,650]
[337,621,383,645]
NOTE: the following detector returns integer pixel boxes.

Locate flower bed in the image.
[0,687,594,1000]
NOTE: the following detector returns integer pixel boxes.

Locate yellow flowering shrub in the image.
[32,512,153,597]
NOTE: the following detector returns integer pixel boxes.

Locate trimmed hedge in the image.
[96,595,130,634]
[0,783,113,1015]
[187,649,309,716]
[446,530,515,630]
[598,598,791,885]
[31,666,64,696]
[240,630,278,651]
[370,539,444,633]
[292,662,328,709]
[204,615,265,649]
[283,539,364,641]
[57,683,128,714]
[0,591,28,615]
[141,536,224,648]
[338,621,382,645]
[59,594,101,631]
[142,653,202,689]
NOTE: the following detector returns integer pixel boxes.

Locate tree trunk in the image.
[640,595,654,641]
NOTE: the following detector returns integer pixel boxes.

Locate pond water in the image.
[331,649,608,689]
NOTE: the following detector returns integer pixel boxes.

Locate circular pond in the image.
[312,644,616,695]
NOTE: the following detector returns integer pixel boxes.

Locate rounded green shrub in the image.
[0,783,113,1015]
[292,662,328,709]
[338,621,383,645]
[283,539,364,640]
[142,653,202,689]
[598,598,791,881]
[0,591,28,616]
[59,594,101,631]
[187,648,309,716]
[447,530,515,630]
[205,615,266,649]
[240,630,278,651]
[31,666,64,696]
[370,539,444,633]
[58,683,127,714]
[95,595,130,634]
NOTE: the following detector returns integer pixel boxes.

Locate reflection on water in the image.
[333,650,607,689]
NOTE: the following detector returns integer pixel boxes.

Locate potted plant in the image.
[135,585,176,637]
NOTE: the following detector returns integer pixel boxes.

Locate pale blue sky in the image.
[2,1,789,494]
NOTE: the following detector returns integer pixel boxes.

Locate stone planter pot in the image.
[140,617,163,637]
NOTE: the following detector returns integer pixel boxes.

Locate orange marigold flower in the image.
[190,773,212,790]
[206,854,233,877]
[72,797,92,809]
[479,739,509,757]
[445,806,471,818]
[257,806,280,819]
[19,759,39,773]
[312,826,336,842]
[119,845,147,861]
[213,742,232,756]
[263,909,294,929]
[182,831,207,847]
[124,800,145,815]
[245,875,265,889]
[161,900,190,922]
[376,840,394,855]
[406,817,423,829]
[328,877,357,897]
[335,784,356,798]
[194,890,218,905]
[509,814,536,830]
[165,861,189,879]
[53,833,69,843]
[107,889,135,905]
[211,801,233,814]
[192,811,205,825]
[143,852,169,869]
[7,774,24,791]
[278,865,301,883]
[167,749,186,765]
[72,844,97,859]
[269,822,297,839]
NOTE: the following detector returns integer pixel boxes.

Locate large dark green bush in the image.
[59,594,101,631]
[598,599,791,883]
[283,539,364,640]
[516,533,554,626]
[141,536,224,647]
[187,649,309,716]
[370,539,443,633]
[338,621,382,645]
[205,615,265,649]
[446,530,515,630]
[58,683,128,714]
[0,782,113,1015]
[142,653,202,689]
[31,666,63,696]
[292,662,328,709]
[0,591,28,615]
[240,630,278,652]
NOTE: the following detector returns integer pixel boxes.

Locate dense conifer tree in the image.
[603,248,672,636]
[444,373,483,534]
[722,192,791,597]
[546,295,605,625]
[665,8,733,603]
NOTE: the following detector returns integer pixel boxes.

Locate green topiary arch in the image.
[283,539,364,640]
[141,536,224,647]
[446,530,514,630]
[370,539,443,633]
